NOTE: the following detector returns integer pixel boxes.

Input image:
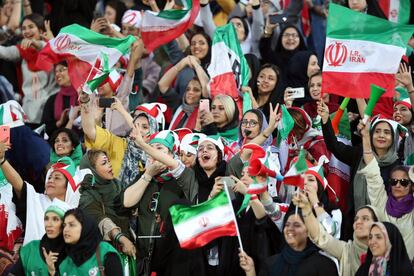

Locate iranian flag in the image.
[379,0,411,24]
[36,24,135,91]
[283,148,309,189]
[322,4,414,99]
[207,23,250,104]
[141,0,200,52]
[169,191,237,249]
[277,105,295,146]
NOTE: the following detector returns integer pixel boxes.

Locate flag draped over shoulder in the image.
[36,24,135,90]
[141,0,200,52]
[207,23,250,102]
[322,4,414,98]
[169,191,237,249]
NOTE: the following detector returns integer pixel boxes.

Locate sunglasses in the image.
[388,178,411,187]
[149,192,160,212]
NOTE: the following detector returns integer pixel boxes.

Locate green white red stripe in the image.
[207,23,250,102]
[277,105,295,146]
[169,191,237,249]
[322,4,414,99]
[283,148,308,189]
[141,0,200,52]
[379,0,411,24]
[36,24,135,90]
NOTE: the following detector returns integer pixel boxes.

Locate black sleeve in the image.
[321,118,361,166]
[103,253,123,276]
[12,182,27,230]
[6,256,25,276]
[259,36,275,65]
[41,95,58,138]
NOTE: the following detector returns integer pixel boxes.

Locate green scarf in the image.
[78,154,130,234]
[219,127,239,143]
[50,144,83,167]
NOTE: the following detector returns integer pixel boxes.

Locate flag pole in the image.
[223,184,244,252]
[81,52,101,93]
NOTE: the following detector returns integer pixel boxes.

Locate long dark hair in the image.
[189,31,212,68]
[21,13,45,32]
[255,63,281,118]
[105,0,127,27]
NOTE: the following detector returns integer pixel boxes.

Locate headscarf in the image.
[354,118,404,209]
[49,128,82,167]
[53,86,78,121]
[118,112,158,187]
[238,109,273,148]
[40,199,70,266]
[355,222,414,276]
[271,24,307,70]
[285,51,315,105]
[79,152,130,231]
[385,166,414,218]
[270,211,319,276]
[64,209,102,266]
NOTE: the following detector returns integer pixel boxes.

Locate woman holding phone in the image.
[157,55,209,130]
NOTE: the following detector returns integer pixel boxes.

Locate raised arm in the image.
[130,125,179,169]
[80,92,97,142]
[189,55,210,98]
[158,56,190,94]
[396,62,414,112]
[292,191,345,260]
[0,142,24,198]
[199,0,216,38]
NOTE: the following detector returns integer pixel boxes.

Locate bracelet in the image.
[250,195,258,201]
[0,158,6,166]
[363,150,373,154]
[409,90,414,94]
[302,209,313,218]
[114,232,125,244]
[262,133,269,138]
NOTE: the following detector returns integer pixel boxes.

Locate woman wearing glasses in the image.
[357,120,414,261]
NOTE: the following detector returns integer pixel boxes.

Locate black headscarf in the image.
[270,211,319,276]
[285,51,316,106]
[355,222,414,276]
[189,31,212,69]
[64,208,103,267]
[245,53,261,91]
[39,232,66,266]
[274,24,307,70]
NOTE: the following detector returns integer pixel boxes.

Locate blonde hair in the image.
[213,94,236,123]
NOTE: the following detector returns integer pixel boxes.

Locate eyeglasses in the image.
[282,33,299,38]
[149,192,160,212]
[241,120,259,127]
[388,178,411,187]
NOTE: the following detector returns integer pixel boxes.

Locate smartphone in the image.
[0,125,10,144]
[98,98,115,108]
[221,177,236,200]
[199,99,210,113]
[289,87,305,99]
[269,14,288,25]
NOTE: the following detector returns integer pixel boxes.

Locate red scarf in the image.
[170,106,199,130]
[54,86,78,120]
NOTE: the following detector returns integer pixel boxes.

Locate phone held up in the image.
[0,125,10,144]
[98,98,115,108]
[199,99,210,113]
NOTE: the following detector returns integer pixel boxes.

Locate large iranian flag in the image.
[169,191,237,249]
[207,23,250,103]
[141,0,200,52]
[322,4,414,98]
[36,24,135,91]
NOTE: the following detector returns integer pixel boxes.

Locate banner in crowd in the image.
[322,3,414,98]
[141,0,200,52]
[207,23,250,103]
[379,0,411,24]
[36,24,135,91]
[169,191,237,249]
